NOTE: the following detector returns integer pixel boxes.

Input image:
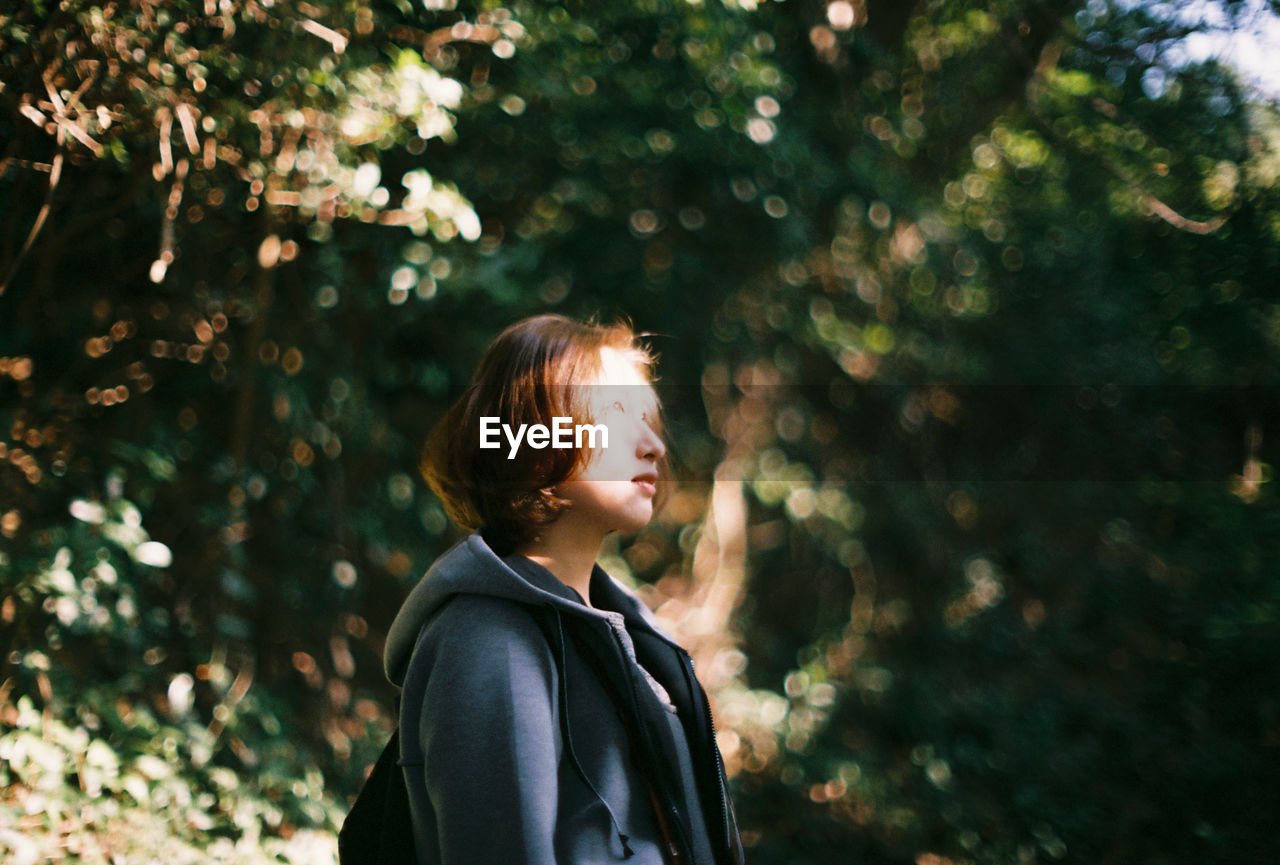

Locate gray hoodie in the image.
[384,533,744,865]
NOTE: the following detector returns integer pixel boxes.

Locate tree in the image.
[2,0,1278,862]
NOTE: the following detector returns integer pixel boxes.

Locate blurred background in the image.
[2,0,1279,862]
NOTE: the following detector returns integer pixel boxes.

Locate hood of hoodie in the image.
[384,532,658,686]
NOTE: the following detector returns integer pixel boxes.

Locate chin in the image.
[613,509,653,534]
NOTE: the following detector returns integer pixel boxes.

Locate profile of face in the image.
[554,346,666,536]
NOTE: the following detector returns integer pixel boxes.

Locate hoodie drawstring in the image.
[549,608,636,859]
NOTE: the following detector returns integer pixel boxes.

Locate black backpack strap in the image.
[342,598,461,865]
[339,725,417,865]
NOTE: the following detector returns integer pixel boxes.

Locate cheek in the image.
[569,440,609,475]
[577,443,630,482]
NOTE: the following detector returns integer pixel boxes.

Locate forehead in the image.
[589,346,657,407]
[595,346,649,386]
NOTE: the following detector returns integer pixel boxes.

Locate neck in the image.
[515,516,606,607]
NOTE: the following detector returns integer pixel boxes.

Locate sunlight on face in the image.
[555,346,665,534]
[586,345,660,440]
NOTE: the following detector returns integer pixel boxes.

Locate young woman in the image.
[383,314,744,865]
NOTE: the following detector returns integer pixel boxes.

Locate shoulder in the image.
[410,596,562,729]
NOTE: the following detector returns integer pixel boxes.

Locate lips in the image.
[631,472,658,495]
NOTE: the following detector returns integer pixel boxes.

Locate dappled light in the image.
[4,0,1280,863]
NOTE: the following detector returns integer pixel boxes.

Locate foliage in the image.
[0,698,338,865]
[0,491,356,862]
[3,0,1280,863]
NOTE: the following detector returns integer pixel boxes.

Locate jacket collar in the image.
[502,549,678,645]
[386,532,682,684]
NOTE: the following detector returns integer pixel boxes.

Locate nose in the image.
[637,421,665,461]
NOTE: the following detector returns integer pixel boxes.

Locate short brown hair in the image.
[421,314,667,551]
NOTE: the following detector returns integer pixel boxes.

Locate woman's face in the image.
[555,346,666,535]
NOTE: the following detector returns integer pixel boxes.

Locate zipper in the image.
[600,624,695,864]
[680,651,738,865]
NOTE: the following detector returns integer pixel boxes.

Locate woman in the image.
[383,314,744,865]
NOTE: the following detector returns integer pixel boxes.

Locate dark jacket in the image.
[384,533,744,865]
